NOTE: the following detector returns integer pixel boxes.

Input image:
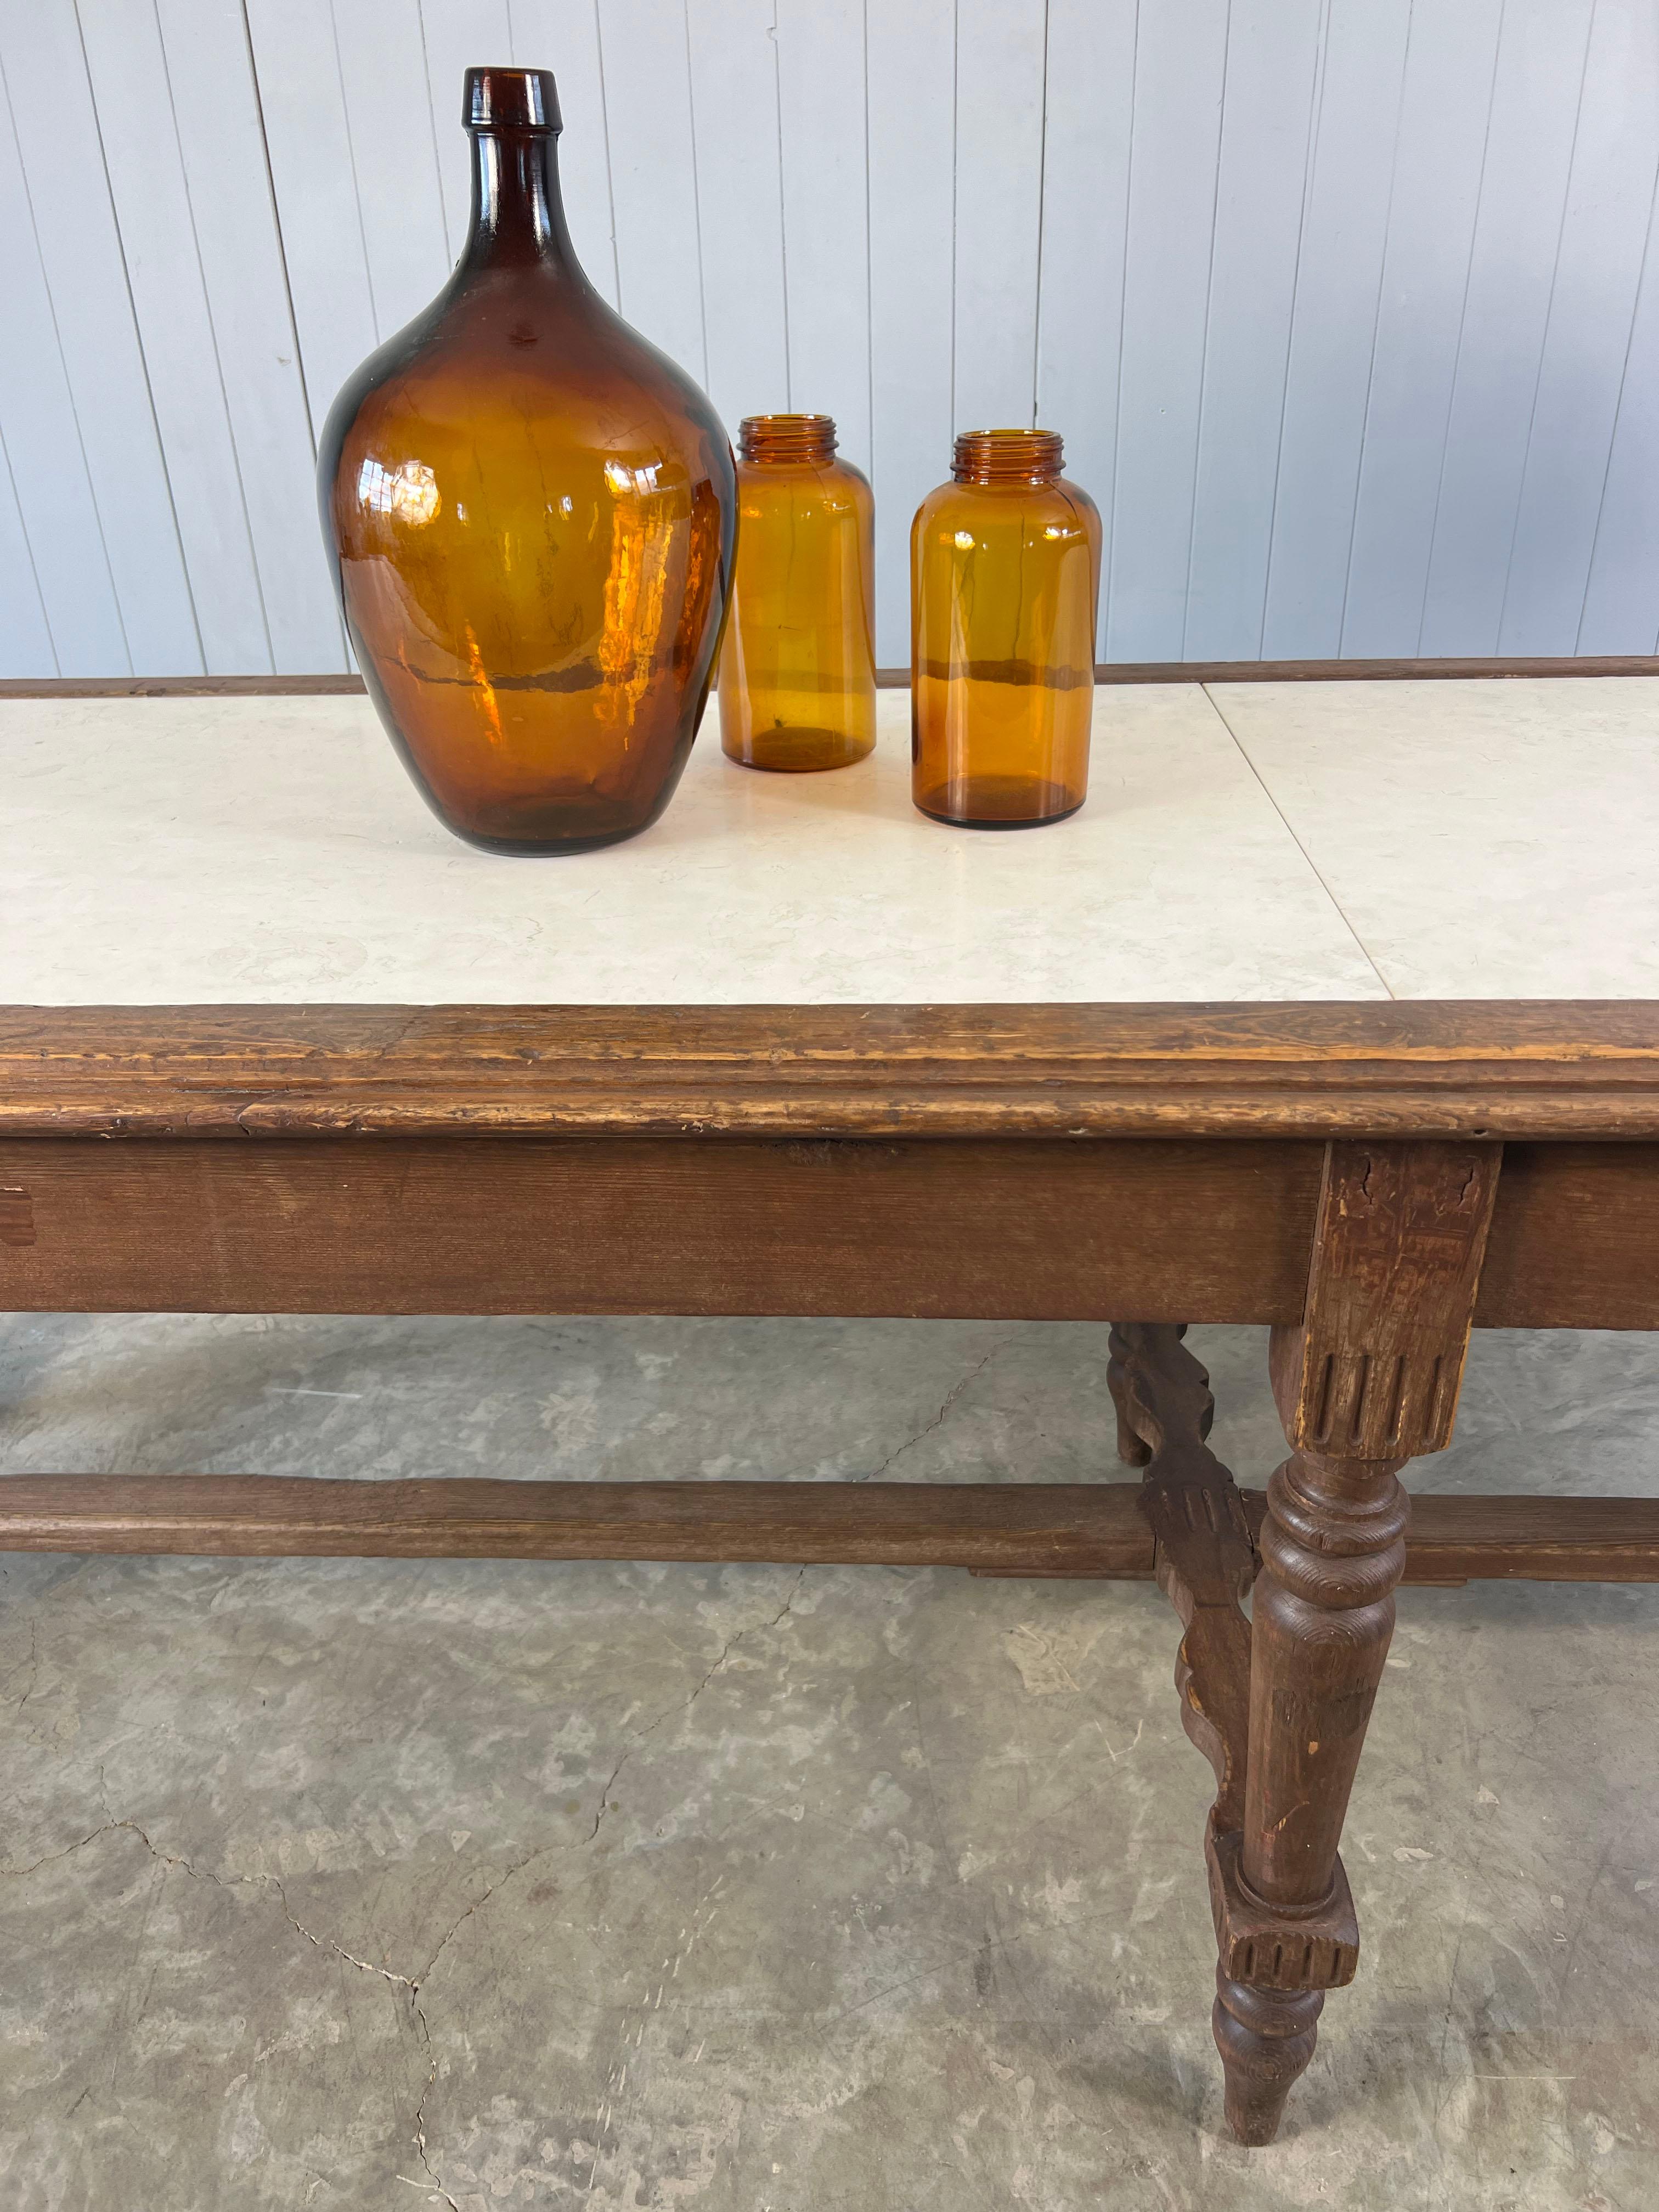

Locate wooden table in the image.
[3,673,1657,2146]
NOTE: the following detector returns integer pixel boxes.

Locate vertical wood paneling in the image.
[1035,0,1136,658]
[330,0,456,341]
[510,0,620,304]
[65,0,271,673]
[952,0,1047,435]
[418,0,515,260]
[1105,0,1229,663]
[1498,1,1659,653]
[1182,0,1323,662]
[0,71,131,675]
[1261,0,1412,659]
[1419,0,1597,655]
[245,0,382,443]
[4,0,1659,677]
[1,0,201,676]
[0,435,56,676]
[149,0,346,672]
[1340,0,1504,658]
[686,0,789,436]
[1579,214,1659,654]
[775,0,871,472]
[867,0,955,666]
[597,0,706,383]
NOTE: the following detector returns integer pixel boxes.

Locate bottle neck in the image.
[740,414,838,466]
[952,429,1064,487]
[462,129,580,274]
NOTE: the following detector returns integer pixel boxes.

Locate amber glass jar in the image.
[911,429,1102,828]
[718,415,876,771]
[319,68,736,854]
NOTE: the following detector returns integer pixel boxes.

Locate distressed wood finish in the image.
[2,1002,1659,1143]
[1477,1143,1659,1330]
[3,995,1658,2152]
[3,1130,1656,1333]
[0,1478,1147,1573]
[0,1476,1654,1583]
[1104,1319,1361,2141]
[1108,1324,1255,1831]
[1275,1141,1502,1458]
[1217,1139,1503,2145]
[0,1135,1317,1323]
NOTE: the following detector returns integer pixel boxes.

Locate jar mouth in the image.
[465,66,561,134]
[952,428,1064,485]
[740,413,838,465]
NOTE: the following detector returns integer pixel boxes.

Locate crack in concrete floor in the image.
[4,1315,1657,2209]
[1,1571,811,2210]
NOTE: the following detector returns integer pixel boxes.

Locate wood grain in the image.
[1275,1141,1502,1456]
[1477,1143,1659,1330]
[3,1128,1655,1330]
[0,1476,1652,1582]
[0,1134,1319,1322]
[1108,1323,1255,1829]
[1218,1139,1507,2140]
[3,1003,1658,1143]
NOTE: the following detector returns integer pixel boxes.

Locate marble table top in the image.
[3,679,1654,1006]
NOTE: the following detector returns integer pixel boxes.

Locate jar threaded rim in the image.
[952,428,1064,485]
[740,414,838,465]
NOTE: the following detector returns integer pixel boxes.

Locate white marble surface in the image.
[1,687,1383,1005]
[1210,678,1659,1000]
[3,677,1652,1006]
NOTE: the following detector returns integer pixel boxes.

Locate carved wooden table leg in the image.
[1213,1429,1405,2141]
[1107,1322,1255,1836]
[1217,1139,1502,2141]
[1112,1140,1502,2145]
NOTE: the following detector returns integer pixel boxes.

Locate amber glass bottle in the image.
[718,415,876,771]
[319,68,736,854]
[911,429,1101,828]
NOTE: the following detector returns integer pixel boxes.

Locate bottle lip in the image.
[739,413,838,465]
[464,66,561,134]
[952,428,1065,485]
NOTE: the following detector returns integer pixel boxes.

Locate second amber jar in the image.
[719,414,876,771]
[911,428,1102,827]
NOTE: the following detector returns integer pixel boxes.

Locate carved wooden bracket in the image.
[1108,1322,1362,2000]
[1206,1815,1358,1991]
[1107,1323,1256,1833]
[1272,1139,1502,1458]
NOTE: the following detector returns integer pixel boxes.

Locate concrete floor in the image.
[2,1315,1656,2212]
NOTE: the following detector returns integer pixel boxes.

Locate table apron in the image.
[1,1135,1655,1329]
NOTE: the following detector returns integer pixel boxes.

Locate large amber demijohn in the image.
[911,429,1101,828]
[320,68,736,853]
[719,414,876,771]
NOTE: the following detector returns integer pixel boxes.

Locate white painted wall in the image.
[2,0,1657,676]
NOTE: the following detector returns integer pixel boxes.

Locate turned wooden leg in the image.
[1113,1143,1502,2142]
[1207,1139,1502,2142]
[1110,1322,1340,2143]
[1212,1437,1408,2140]
[1213,1973,1323,2144]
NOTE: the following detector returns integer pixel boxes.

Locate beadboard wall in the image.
[3,0,1658,678]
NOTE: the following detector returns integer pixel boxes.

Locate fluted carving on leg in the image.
[1108,1130,1498,2148]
